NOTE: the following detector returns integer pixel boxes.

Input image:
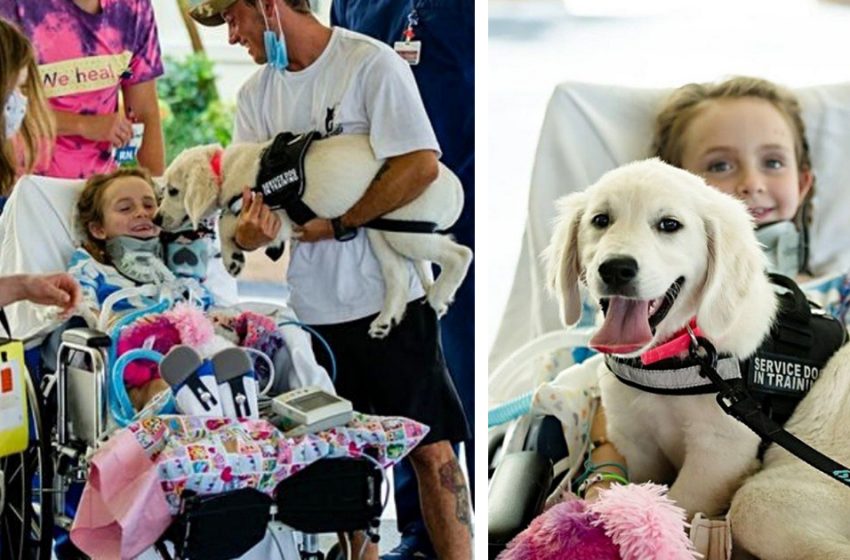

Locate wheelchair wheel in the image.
[0,376,54,560]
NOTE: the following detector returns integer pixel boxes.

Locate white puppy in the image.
[545,159,777,518]
[729,342,850,560]
[158,133,473,338]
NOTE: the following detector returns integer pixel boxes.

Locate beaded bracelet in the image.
[578,471,629,498]
[583,459,630,480]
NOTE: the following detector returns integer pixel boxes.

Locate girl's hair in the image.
[651,76,815,269]
[77,167,157,262]
[0,18,55,196]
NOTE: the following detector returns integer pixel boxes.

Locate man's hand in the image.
[234,189,281,251]
[81,113,134,147]
[294,218,334,242]
[21,273,81,315]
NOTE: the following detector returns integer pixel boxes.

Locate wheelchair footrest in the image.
[275,458,383,533]
[488,451,554,559]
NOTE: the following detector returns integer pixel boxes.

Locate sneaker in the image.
[380,533,437,560]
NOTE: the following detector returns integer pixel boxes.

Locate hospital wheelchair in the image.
[487,81,850,558]
[0,177,389,560]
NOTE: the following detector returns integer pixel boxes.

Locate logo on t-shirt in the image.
[324,105,343,137]
[39,52,133,98]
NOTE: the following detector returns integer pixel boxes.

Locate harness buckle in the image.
[688,333,718,371]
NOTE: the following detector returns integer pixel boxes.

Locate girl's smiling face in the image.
[88,176,160,240]
[680,97,812,225]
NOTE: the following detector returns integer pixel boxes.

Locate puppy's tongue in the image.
[590,296,653,355]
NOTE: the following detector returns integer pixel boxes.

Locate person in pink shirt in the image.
[1,0,166,178]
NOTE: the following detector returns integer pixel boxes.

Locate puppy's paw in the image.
[368,315,394,339]
[224,251,246,277]
[427,286,453,318]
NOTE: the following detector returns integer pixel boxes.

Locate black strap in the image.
[692,336,850,488]
[363,217,439,233]
[0,307,12,339]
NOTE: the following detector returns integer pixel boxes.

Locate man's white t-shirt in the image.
[234,27,440,325]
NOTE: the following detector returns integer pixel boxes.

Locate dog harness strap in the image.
[743,274,848,426]
[605,354,741,394]
[692,336,850,489]
[252,130,319,225]
[363,217,440,233]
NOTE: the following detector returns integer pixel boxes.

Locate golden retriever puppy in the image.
[545,158,777,518]
[157,134,472,338]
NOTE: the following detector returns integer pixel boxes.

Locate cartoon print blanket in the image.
[70,413,428,559]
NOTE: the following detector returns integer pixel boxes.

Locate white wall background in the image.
[489,0,850,347]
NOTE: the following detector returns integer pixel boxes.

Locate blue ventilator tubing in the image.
[111,349,174,426]
[107,299,175,426]
[488,391,533,428]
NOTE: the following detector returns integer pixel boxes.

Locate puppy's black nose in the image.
[153,214,163,227]
[599,256,639,289]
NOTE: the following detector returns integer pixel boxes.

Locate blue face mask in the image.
[261,3,288,72]
[4,90,27,139]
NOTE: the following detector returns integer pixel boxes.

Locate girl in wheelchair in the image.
[494,76,849,560]
[68,166,332,412]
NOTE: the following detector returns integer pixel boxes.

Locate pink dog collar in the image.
[209,150,223,186]
[640,318,702,366]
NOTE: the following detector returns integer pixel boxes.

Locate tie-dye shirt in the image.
[0,0,163,179]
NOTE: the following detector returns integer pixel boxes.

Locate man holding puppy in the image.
[188,1,472,558]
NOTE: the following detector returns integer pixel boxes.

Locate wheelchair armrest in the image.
[525,414,569,464]
[488,451,553,559]
[488,423,508,474]
[61,327,111,348]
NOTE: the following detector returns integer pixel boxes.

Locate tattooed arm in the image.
[294,149,439,242]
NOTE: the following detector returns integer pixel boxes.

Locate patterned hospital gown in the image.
[0,0,163,178]
[68,247,212,320]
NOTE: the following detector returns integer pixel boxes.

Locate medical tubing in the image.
[487,391,533,428]
[107,300,171,426]
[279,320,337,382]
[110,349,165,427]
[242,347,276,396]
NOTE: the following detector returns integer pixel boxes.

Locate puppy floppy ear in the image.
[699,192,770,339]
[151,176,167,198]
[184,145,224,229]
[543,192,588,326]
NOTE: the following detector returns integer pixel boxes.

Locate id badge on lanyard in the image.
[394,2,422,65]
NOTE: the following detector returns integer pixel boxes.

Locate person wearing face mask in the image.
[0,19,83,324]
[187,1,472,558]
[328,2,475,557]
[0,0,166,179]
[0,18,54,196]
